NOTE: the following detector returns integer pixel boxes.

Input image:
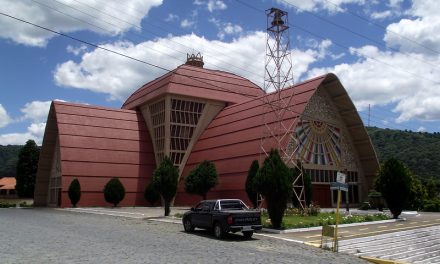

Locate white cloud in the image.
[20,100,53,123]
[371,10,392,20]
[209,18,242,40]
[0,104,12,128]
[417,126,426,132]
[164,13,179,22]
[194,0,227,12]
[0,0,162,47]
[276,0,364,13]
[180,19,195,28]
[384,0,440,55]
[0,122,46,145]
[307,44,440,122]
[67,44,88,56]
[54,32,331,101]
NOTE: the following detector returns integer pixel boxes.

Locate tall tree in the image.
[254,149,293,229]
[184,160,218,200]
[152,156,179,216]
[245,160,259,208]
[375,158,412,219]
[16,140,40,198]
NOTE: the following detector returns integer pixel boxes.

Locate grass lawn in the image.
[262,212,390,229]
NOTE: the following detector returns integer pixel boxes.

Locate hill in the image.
[366,127,440,180]
[0,145,22,177]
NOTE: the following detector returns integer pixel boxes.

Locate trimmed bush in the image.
[152,156,179,216]
[254,149,293,229]
[245,160,259,208]
[68,178,81,207]
[375,158,412,219]
[184,160,218,200]
[103,177,125,207]
[144,181,160,206]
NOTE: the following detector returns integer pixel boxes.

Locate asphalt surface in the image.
[0,208,366,264]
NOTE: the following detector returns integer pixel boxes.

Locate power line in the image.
[235,0,440,86]
[321,0,440,56]
[66,0,267,86]
[2,10,437,133]
[32,0,264,88]
[276,0,440,71]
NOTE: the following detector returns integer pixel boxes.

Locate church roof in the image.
[122,64,264,110]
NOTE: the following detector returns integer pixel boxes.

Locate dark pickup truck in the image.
[182,199,262,239]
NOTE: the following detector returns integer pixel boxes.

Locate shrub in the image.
[423,199,440,212]
[144,181,160,206]
[184,160,218,200]
[254,149,293,229]
[245,160,259,208]
[152,156,179,216]
[68,178,81,207]
[103,177,125,207]
[375,158,412,218]
[0,201,16,208]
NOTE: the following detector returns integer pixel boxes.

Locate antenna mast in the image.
[260,8,306,209]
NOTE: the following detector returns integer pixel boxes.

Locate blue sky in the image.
[1,0,439,145]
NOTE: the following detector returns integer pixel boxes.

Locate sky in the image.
[1,0,439,145]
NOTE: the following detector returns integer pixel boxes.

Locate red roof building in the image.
[35,61,378,208]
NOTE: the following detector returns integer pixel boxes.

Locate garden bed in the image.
[262,210,390,230]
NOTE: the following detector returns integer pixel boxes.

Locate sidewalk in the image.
[59,206,189,223]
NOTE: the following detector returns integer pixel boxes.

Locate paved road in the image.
[0,208,366,264]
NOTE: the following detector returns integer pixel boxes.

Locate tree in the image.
[375,158,412,219]
[103,177,125,207]
[184,160,218,200]
[254,149,293,229]
[407,177,427,211]
[144,181,160,206]
[425,178,438,198]
[16,139,40,198]
[152,156,179,216]
[68,178,81,207]
[245,160,259,208]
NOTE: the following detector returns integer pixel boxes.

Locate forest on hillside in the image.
[366,127,440,180]
[0,145,22,177]
[1,127,440,179]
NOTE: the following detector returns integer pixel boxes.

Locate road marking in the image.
[422,220,429,223]
[359,228,369,231]
[255,233,304,244]
[304,234,322,238]
[396,224,404,226]
[340,223,439,239]
[377,226,388,229]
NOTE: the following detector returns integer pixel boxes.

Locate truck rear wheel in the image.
[214,223,225,239]
[243,231,253,239]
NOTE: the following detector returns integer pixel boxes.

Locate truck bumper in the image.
[229,225,263,232]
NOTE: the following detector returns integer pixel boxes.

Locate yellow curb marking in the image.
[359,256,409,264]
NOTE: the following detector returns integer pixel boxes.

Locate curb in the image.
[262,219,404,234]
[359,256,409,264]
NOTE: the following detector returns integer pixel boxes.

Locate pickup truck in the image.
[182,199,262,239]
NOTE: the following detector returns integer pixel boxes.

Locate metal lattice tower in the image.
[260,7,306,209]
